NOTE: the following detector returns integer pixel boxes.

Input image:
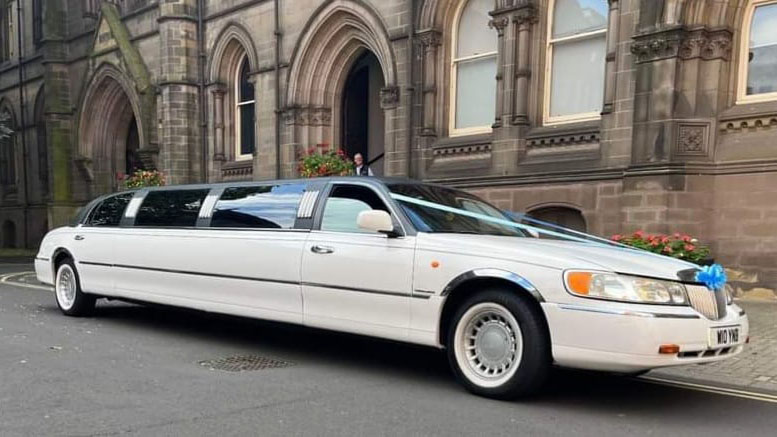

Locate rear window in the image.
[87,193,134,227]
[210,184,306,229]
[135,189,210,227]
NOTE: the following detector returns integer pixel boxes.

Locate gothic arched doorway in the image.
[78,66,146,195]
[341,51,385,176]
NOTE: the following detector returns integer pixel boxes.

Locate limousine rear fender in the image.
[438,268,547,346]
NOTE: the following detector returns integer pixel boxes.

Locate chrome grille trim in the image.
[686,285,726,320]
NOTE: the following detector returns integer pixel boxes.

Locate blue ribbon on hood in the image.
[695,264,727,291]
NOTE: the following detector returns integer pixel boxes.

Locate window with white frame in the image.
[739,0,777,102]
[546,0,608,124]
[1,0,17,62]
[235,55,255,160]
[450,0,497,135]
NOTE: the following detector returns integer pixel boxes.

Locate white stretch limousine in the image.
[35,177,748,398]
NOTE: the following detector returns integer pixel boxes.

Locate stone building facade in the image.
[0,0,775,293]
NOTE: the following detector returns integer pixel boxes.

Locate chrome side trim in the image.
[124,196,144,218]
[297,190,319,218]
[198,193,220,219]
[441,268,544,302]
[557,303,701,319]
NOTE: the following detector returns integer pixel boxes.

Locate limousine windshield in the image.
[387,183,527,237]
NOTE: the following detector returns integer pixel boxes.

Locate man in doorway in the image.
[354,153,373,176]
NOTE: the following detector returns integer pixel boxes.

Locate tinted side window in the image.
[87,193,134,227]
[211,184,305,229]
[135,190,209,227]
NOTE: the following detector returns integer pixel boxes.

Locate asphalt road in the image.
[1,263,776,436]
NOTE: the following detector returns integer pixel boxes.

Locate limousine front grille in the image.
[686,284,726,320]
[677,345,742,359]
[199,355,295,372]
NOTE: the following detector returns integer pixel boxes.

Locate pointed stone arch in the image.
[76,63,146,195]
[208,22,259,84]
[283,0,398,175]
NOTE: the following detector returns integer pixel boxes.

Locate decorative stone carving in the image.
[380,86,400,109]
[676,123,708,155]
[632,28,732,64]
[512,5,538,26]
[488,17,509,36]
[417,29,441,52]
[282,106,332,126]
[720,116,777,133]
[526,131,600,149]
[432,144,492,158]
[221,160,254,181]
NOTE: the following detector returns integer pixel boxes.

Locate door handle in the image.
[311,245,334,254]
[74,235,85,241]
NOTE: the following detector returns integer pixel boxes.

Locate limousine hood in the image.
[418,233,699,282]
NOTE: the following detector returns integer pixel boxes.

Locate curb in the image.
[645,371,777,398]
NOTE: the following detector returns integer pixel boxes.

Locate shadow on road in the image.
[33,298,777,417]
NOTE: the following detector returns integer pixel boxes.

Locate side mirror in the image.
[357,210,395,234]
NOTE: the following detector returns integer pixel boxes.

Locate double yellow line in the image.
[640,375,777,404]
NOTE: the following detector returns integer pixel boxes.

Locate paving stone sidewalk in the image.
[651,300,777,393]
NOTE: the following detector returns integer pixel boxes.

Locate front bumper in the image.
[543,300,749,373]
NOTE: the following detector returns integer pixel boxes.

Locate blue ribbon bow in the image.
[695,264,727,291]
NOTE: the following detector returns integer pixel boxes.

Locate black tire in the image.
[54,259,96,317]
[446,289,551,399]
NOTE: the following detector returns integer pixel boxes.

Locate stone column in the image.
[513,6,537,126]
[41,0,78,227]
[417,30,441,137]
[157,0,201,184]
[210,85,226,162]
[602,0,620,115]
[489,16,509,128]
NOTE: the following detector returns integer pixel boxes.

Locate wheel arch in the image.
[51,248,75,277]
[438,269,549,346]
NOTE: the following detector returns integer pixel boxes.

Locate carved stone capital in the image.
[512,5,538,26]
[380,86,400,109]
[416,29,442,51]
[630,28,683,63]
[488,17,510,36]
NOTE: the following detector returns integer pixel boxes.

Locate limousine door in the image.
[111,185,307,325]
[301,183,415,341]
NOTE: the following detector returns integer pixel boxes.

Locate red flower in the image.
[611,234,623,242]
[633,230,645,239]
[661,236,670,244]
[663,246,673,253]
[651,240,660,247]
[684,244,696,251]
[673,232,681,238]
[682,235,692,243]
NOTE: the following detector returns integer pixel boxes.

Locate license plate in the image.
[709,325,741,348]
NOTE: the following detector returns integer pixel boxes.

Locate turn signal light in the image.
[658,344,680,355]
[566,272,592,295]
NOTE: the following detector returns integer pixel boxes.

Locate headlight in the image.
[565,271,688,305]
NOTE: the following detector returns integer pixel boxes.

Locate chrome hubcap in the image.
[454,303,523,388]
[56,266,76,310]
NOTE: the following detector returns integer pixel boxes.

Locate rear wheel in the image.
[447,289,550,399]
[55,259,96,317]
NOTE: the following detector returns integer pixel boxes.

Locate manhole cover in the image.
[198,355,294,372]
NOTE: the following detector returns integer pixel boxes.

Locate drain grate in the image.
[198,355,295,372]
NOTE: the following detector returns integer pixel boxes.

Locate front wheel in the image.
[55,259,96,317]
[447,289,550,399]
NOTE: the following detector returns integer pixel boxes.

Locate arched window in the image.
[545,0,608,124]
[450,0,497,136]
[739,0,777,102]
[0,109,15,186]
[235,55,255,160]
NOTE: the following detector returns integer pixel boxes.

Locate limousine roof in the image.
[124,176,441,192]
